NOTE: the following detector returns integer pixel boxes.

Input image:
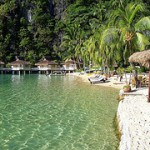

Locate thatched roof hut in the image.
[65,59,76,64]
[129,49,150,68]
[9,59,30,66]
[129,49,150,102]
[35,58,58,66]
[49,61,58,65]
[35,59,50,66]
[0,61,4,65]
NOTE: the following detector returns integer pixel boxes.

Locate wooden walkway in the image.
[0,68,72,75]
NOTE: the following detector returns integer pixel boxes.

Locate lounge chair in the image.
[88,75,106,84]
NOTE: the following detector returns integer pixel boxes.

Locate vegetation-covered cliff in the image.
[0,0,150,67]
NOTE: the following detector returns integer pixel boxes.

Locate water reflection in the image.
[11,75,25,84]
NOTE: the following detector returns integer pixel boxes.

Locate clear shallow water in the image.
[0,75,119,150]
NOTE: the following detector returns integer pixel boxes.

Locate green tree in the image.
[109,2,150,63]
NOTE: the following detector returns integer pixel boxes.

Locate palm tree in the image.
[83,2,150,69]
[109,2,150,63]
[61,23,86,61]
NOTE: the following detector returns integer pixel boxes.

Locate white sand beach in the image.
[74,73,126,89]
[117,92,150,150]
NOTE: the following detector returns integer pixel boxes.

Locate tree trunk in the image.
[133,70,138,88]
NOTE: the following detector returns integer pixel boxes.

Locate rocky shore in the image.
[117,92,150,150]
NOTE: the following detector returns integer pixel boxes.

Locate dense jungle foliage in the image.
[0,0,150,67]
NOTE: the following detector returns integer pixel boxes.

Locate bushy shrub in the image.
[123,85,131,92]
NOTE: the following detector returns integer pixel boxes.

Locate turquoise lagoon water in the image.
[0,75,119,150]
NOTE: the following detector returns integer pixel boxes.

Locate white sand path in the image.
[74,73,126,89]
[117,91,150,150]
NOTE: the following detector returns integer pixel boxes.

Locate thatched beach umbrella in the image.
[129,50,150,68]
[129,49,150,102]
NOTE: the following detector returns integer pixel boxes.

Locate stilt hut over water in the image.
[129,49,150,102]
[35,57,51,72]
[48,61,62,71]
[0,61,4,73]
[0,61,4,67]
[9,57,31,75]
[35,57,61,74]
[63,59,77,73]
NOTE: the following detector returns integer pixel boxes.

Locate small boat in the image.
[46,71,66,76]
[88,75,106,84]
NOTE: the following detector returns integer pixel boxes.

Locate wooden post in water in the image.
[148,61,150,102]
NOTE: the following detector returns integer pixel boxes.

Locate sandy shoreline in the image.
[74,73,126,89]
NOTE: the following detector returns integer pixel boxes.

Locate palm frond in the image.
[136,32,150,50]
[135,17,150,31]
[128,3,145,24]
[100,28,119,45]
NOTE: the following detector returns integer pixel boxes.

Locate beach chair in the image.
[88,76,106,84]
